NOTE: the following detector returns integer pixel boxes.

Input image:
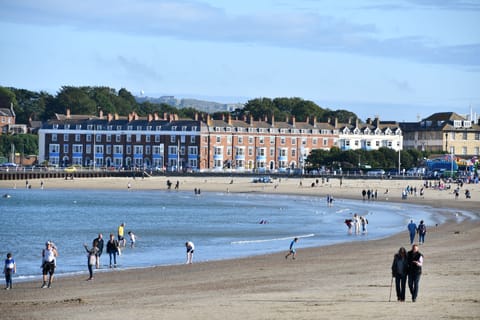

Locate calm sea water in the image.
[0,187,467,282]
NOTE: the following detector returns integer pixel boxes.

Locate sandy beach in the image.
[0,175,479,319]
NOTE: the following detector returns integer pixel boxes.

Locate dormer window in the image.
[453,120,462,128]
[463,120,472,128]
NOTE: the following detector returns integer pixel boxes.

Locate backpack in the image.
[418,224,426,234]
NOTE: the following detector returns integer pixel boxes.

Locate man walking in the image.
[407,244,423,302]
[407,220,417,244]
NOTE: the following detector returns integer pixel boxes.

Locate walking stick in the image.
[388,277,394,302]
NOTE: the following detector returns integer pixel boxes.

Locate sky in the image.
[1,0,479,122]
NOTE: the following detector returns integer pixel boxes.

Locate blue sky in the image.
[1,0,479,122]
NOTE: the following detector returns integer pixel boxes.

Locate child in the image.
[84,243,98,280]
[128,231,136,248]
[4,253,16,290]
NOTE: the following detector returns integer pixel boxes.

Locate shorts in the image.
[187,249,194,254]
[118,236,124,241]
[42,261,56,276]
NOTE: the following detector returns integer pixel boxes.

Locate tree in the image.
[0,86,17,109]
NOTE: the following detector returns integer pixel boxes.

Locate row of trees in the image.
[306,147,428,171]
[1,86,359,125]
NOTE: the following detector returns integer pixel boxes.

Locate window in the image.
[463,132,467,140]
[63,145,69,153]
[145,146,151,155]
[106,134,112,142]
[280,137,286,145]
[188,146,198,155]
[170,135,176,143]
[270,148,274,157]
[106,145,111,154]
[126,146,132,154]
[248,136,254,144]
[75,134,81,142]
[155,135,161,142]
[238,136,244,144]
[114,145,123,154]
[116,135,121,142]
[135,134,141,142]
[146,135,151,143]
[291,138,296,145]
[292,149,296,157]
[48,144,60,153]
[270,137,275,144]
[63,134,69,142]
[126,135,132,142]
[52,133,57,142]
[216,136,221,143]
[462,147,467,155]
[190,136,196,143]
[259,136,264,144]
[73,145,83,153]
[248,147,253,156]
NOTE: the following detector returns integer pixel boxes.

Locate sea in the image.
[0,187,473,283]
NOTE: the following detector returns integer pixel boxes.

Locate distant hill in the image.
[135,96,244,113]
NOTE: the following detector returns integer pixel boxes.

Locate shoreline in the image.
[1,176,479,319]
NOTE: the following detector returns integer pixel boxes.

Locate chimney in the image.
[114,113,119,120]
[327,117,331,125]
[154,112,159,120]
[310,116,317,127]
[334,117,338,129]
[99,110,104,119]
[128,113,133,122]
[164,112,168,120]
[249,115,253,125]
[291,115,296,127]
[66,108,71,119]
[222,114,226,121]
[107,113,113,122]
[348,117,352,125]
[148,114,153,122]
[375,116,380,128]
[194,113,198,121]
[355,118,359,128]
[306,116,310,124]
[133,112,139,120]
[271,114,275,127]
[227,114,232,125]
[207,114,213,126]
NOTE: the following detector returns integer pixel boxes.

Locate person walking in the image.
[417,220,427,244]
[106,234,119,268]
[185,241,195,264]
[285,237,298,260]
[407,244,423,302]
[84,242,98,280]
[93,233,104,269]
[41,241,58,288]
[3,252,16,290]
[391,247,408,301]
[407,220,417,244]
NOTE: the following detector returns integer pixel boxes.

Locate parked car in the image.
[367,169,385,176]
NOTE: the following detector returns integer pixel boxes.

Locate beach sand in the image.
[0,176,479,319]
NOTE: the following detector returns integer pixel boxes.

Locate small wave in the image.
[231,233,315,245]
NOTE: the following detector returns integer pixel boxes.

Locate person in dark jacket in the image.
[106,233,119,268]
[407,244,424,302]
[391,247,408,301]
[93,233,104,269]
